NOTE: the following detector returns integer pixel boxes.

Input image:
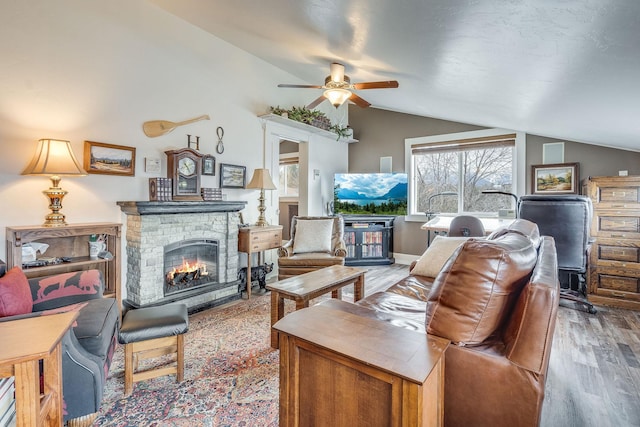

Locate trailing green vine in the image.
[269,106,351,140]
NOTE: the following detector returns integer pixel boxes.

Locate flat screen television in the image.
[334,173,408,215]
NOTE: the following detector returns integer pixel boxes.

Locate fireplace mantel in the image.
[117,200,246,215]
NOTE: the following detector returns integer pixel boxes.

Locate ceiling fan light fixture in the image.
[324,88,351,108]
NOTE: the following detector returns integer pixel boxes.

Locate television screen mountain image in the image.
[334,173,408,215]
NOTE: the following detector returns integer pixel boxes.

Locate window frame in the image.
[279,152,300,200]
[404,128,526,222]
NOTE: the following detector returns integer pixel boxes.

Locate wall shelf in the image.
[259,114,358,143]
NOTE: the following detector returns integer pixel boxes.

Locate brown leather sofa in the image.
[310,219,560,426]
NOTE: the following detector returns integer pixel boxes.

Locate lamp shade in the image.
[22,139,86,176]
[324,88,351,108]
[246,168,276,190]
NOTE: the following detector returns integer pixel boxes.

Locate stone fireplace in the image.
[117,201,246,311]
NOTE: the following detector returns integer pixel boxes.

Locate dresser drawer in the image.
[599,245,640,263]
[238,226,283,252]
[592,213,640,238]
[599,187,640,205]
[590,270,640,302]
[249,232,281,251]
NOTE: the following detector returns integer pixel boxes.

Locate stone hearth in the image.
[117,201,246,311]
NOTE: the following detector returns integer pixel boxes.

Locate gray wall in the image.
[348,106,640,257]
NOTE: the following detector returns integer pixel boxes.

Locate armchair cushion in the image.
[292,219,333,253]
[73,297,119,359]
[0,266,33,317]
[411,236,470,278]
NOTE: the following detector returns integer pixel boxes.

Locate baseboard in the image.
[393,253,420,266]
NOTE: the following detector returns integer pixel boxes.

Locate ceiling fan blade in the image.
[278,84,324,89]
[352,80,399,90]
[306,95,326,109]
[349,92,371,108]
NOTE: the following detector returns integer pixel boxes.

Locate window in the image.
[279,154,299,197]
[405,129,524,220]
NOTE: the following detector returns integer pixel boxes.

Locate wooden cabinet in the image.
[584,176,640,310]
[5,222,122,309]
[238,225,282,299]
[343,215,395,266]
[274,304,449,426]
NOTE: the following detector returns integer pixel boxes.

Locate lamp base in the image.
[42,185,68,227]
[255,188,269,227]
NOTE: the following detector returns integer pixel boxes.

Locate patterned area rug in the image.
[95,293,280,426]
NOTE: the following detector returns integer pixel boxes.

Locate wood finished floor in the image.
[248,263,640,426]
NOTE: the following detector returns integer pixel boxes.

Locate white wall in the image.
[0,1,344,261]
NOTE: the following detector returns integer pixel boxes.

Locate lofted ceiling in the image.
[150,0,640,151]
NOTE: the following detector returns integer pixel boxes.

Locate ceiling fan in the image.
[278,62,399,109]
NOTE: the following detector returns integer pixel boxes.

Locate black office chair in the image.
[518,195,597,313]
[448,215,486,237]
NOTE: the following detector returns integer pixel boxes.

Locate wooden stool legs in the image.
[123,333,185,396]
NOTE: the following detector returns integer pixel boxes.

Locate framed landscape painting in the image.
[220,163,246,188]
[531,162,579,194]
[84,141,136,176]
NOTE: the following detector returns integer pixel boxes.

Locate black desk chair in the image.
[518,195,597,313]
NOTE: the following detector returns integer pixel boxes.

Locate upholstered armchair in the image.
[0,261,118,427]
[277,216,347,279]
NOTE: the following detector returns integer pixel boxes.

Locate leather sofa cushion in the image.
[73,297,119,360]
[321,298,426,333]
[426,232,537,345]
[385,275,434,301]
[487,218,541,249]
[357,292,428,329]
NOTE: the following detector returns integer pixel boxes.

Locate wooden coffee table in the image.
[266,265,366,348]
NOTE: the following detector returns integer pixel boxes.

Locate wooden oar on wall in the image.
[142,115,210,138]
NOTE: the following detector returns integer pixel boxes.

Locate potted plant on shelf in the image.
[269,106,351,140]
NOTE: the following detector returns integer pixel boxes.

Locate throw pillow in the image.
[0,267,33,317]
[411,236,470,278]
[293,219,334,254]
[425,232,537,345]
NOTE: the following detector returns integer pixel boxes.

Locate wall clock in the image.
[165,147,203,201]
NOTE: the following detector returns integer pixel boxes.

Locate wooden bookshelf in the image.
[5,222,122,309]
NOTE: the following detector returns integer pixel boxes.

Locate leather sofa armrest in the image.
[0,259,6,277]
[278,241,294,257]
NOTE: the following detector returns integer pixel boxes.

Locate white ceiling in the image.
[150,0,640,151]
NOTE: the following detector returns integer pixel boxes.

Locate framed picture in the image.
[531,162,579,194]
[84,141,136,176]
[202,155,216,176]
[220,163,246,188]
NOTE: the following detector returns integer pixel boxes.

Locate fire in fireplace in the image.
[164,239,218,297]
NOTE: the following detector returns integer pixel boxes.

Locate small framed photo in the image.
[220,163,246,188]
[202,155,216,176]
[84,141,136,176]
[531,162,579,195]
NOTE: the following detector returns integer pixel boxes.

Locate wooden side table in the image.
[0,311,78,427]
[274,305,449,426]
[238,225,283,299]
[266,265,366,348]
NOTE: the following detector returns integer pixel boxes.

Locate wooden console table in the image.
[274,304,449,426]
[0,312,78,427]
[238,225,282,299]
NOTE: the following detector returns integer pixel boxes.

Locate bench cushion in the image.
[119,304,189,344]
